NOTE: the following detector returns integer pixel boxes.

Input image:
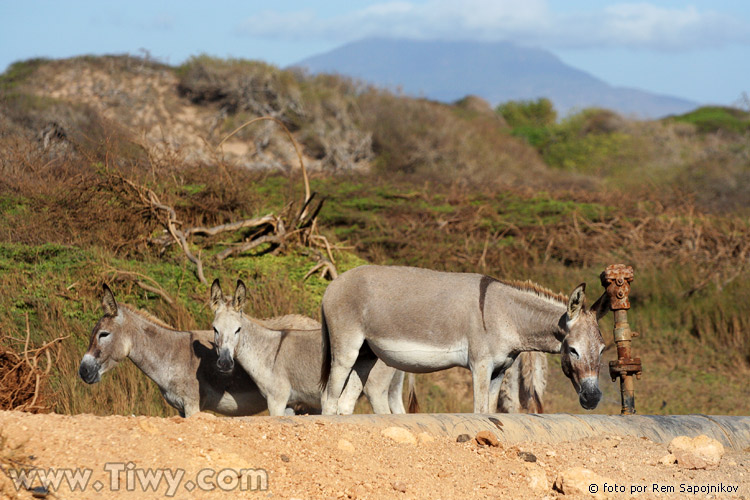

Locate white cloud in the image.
[234,1,750,50]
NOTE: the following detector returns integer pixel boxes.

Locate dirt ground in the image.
[0,411,748,500]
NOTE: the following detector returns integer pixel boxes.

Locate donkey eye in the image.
[569,347,580,359]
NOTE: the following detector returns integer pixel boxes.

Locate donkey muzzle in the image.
[578,377,602,410]
[78,355,101,384]
[216,350,234,373]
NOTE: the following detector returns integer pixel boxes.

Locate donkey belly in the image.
[214,389,267,416]
[367,338,467,373]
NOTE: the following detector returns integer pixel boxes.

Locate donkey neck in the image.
[494,284,567,354]
[236,315,298,364]
[122,308,185,390]
[232,315,297,392]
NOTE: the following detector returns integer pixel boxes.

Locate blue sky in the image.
[2,1,748,106]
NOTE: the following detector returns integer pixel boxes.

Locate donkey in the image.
[210,279,406,416]
[497,351,547,413]
[403,351,548,413]
[320,265,609,414]
[79,284,276,417]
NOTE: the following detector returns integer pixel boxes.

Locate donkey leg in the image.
[388,370,406,414]
[266,394,289,417]
[182,402,201,418]
[362,359,396,414]
[488,368,507,413]
[471,359,493,413]
[337,370,364,415]
[323,347,361,415]
[497,360,521,413]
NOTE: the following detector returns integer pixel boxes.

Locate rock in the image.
[280,454,290,462]
[391,481,407,493]
[381,427,417,445]
[524,463,548,491]
[554,467,612,499]
[518,451,537,462]
[337,439,355,452]
[658,453,677,465]
[668,435,724,470]
[417,432,434,443]
[456,433,472,443]
[475,430,500,447]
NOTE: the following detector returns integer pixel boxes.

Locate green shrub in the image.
[669,106,750,134]
[495,98,557,128]
[0,58,48,91]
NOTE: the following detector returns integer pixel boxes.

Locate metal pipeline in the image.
[601,264,642,415]
[269,413,750,451]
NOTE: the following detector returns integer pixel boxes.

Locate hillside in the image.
[0,55,749,420]
[294,38,698,118]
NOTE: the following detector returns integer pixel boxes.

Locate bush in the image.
[176,55,304,122]
[670,106,750,134]
[357,90,547,185]
[495,98,557,128]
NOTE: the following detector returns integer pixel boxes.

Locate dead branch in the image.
[185,214,277,237]
[0,313,67,412]
[107,269,177,305]
[215,234,285,261]
[304,260,338,281]
[108,113,338,283]
[113,175,208,285]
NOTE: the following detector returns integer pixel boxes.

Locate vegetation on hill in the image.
[1,55,748,416]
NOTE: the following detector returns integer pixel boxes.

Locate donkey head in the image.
[78,284,133,384]
[210,279,247,374]
[560,283,609,410]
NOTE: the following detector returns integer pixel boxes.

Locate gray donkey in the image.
[79,284,314,417]
[321,265,609,414]
[497,351,547,413]
[210,279,407,416]
[404,351,548,413]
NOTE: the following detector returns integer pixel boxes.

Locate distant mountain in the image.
[293,38,698,119]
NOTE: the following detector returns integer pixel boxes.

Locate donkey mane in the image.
[499,279,569,305]
[119,304,178,331]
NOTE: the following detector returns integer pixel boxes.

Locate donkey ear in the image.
[590,291,611,321]
[567,282,586,323]
[233,280,247,312]
[210,279,223,312]
[102,283,118,317]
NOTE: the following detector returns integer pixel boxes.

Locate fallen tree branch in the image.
[185,214,277,237]
[107,113,339,283]
[303,259,338,281]
[107,269,177,305]
[0,314,67,412]
[215,234,285,261]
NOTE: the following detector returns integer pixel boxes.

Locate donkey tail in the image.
[407,373,420,413]
[520,351,547,413]
[319,305,332,392]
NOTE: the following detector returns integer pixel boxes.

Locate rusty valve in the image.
[600,264,642,415]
